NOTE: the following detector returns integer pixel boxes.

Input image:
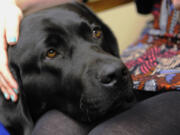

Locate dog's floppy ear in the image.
[0,63,33,134]
[101,23,120,57]
[7,44,23,92]
[10,63,22,90]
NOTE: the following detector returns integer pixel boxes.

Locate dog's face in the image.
[8,3,135,122]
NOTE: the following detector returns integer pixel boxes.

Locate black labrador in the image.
[0,2,135,135]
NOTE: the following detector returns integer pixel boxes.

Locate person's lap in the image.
[89,91,180,135]
[32,91,180,135]
[31,110,91,135]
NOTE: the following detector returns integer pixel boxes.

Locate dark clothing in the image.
[32,92,180,135]
[135,0,161,14]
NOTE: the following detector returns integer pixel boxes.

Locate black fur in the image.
[1,2,135,135]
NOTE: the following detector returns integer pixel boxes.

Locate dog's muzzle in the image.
[79,59,135,122]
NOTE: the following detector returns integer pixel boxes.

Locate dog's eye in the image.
[92,27,102,39]
[47,49,57,58]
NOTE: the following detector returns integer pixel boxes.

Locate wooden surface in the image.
[87,0,133,12]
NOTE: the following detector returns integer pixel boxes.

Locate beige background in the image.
[96,2,152,53]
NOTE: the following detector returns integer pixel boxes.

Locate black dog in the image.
[0,2,135,135]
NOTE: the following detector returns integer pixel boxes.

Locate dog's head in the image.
[8,2,135,122]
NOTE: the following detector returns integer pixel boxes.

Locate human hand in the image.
[0,0,23,102]
[172,0,180,10]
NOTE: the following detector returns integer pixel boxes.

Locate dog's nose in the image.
[97,62,128,87]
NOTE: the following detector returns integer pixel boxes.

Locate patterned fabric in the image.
[121,0,180,91]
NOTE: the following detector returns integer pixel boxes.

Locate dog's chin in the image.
[79,88,135,123]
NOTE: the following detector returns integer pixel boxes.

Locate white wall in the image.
[97,2,152,53]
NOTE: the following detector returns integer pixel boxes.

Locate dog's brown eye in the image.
[92,28,102,39]
[47,49,57,58]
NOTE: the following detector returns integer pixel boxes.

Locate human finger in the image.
[0,23,18,101]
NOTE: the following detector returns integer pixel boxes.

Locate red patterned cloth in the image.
[121,0,180,91]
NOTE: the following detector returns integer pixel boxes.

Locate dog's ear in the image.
[9,63,23,91]
[7,63,34,134]
[0,57,33,134]
[101,24,120,57]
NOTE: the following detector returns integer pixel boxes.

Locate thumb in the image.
[5,6,23,45]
